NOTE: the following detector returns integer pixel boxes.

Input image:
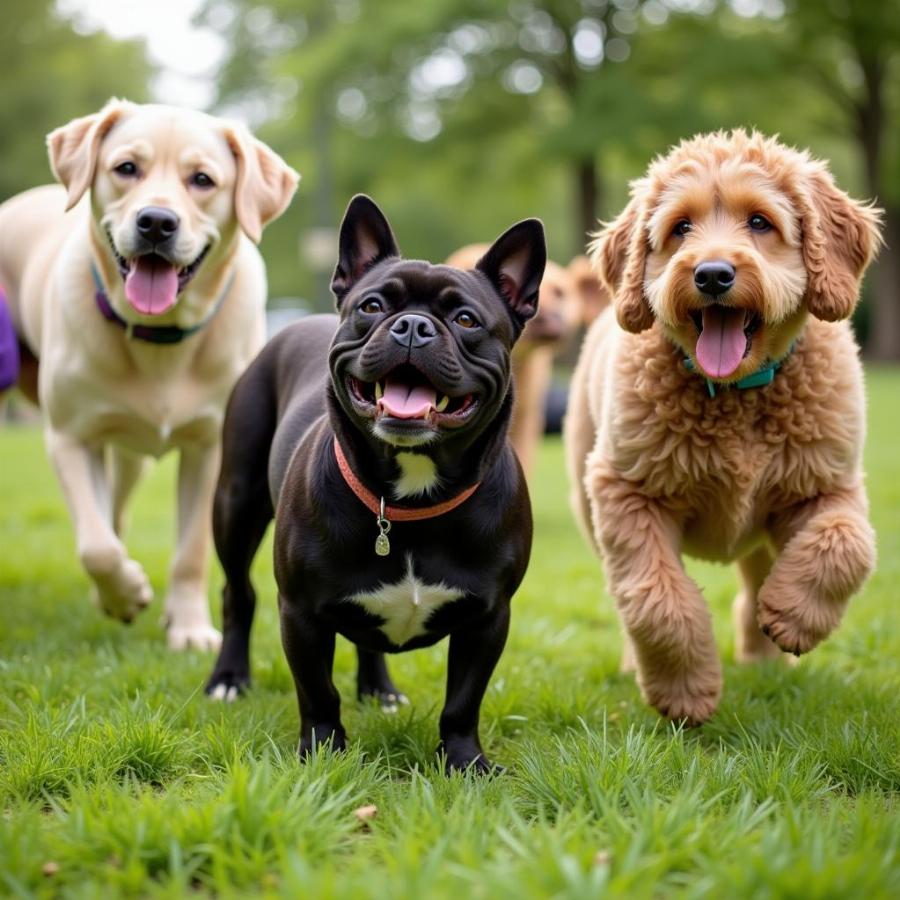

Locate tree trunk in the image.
[313,95,336,305]
[855,56,899,359]
[574,156,600,256]
[868,207,900,360]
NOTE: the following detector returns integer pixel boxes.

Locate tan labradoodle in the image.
[565,130,882,725]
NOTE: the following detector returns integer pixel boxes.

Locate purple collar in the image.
[91,264,232,344]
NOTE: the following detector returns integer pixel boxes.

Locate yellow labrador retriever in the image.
[0,99,298,649]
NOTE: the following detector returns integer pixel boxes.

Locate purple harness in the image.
[0,287,20,391]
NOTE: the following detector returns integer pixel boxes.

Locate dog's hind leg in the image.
[16,341,39,406]
[165,445,224,651]
[108,446,147,537]
[206,370,276,695]
[356,649,409,711]
[619,632,638,673]
[734,544,786,663]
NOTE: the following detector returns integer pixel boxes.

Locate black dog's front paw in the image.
[205,667,249,702]
[299,723,347,759]
[439,739,504,776]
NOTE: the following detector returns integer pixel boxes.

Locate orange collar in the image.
[333,437,481,522]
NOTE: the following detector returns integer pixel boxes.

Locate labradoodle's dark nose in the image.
[694,260,735,296]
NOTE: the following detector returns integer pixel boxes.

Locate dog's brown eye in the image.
[114,161,138,178]
[672,219,691,237]
[190,172,215,189]
[749,213,772,232]
[455,311,479,329]
[359,297,383,314]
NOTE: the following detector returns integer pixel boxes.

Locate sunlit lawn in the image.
[1,369,899,898]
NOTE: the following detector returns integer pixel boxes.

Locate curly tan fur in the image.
[567,131,881,725]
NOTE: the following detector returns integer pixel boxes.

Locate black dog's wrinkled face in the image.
[328,196,546,449]
[336,263,512,447]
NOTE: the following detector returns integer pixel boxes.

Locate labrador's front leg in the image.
[46,427,153,621]
[164,443,222,651]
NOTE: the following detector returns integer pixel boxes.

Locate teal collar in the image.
[683,347,793,398]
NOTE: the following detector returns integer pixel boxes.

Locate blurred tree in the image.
[200,0,896,356]
[0,0,154,199]
[200,0,772,304]
[258,1,733,247]
[779,0,900,357]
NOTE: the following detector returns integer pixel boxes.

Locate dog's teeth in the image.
[435,395,450,412]
[375,381,383,401]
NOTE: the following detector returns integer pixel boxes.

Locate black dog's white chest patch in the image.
[348,554,464,646]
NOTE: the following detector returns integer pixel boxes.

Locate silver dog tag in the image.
[375,498,391,557]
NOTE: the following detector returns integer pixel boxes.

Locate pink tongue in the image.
[124,256,179,315]
[696,306,747,378]
[379,378,437,419]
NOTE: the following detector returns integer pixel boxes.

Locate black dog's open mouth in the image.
[348,364,478,426]
[689,305,762,377]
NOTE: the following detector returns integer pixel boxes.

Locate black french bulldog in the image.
[205,195,546,772]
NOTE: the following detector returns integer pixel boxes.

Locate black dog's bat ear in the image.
[331,195,400,305]
[476,219,546,327]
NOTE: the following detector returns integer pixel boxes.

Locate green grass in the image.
[2,369,899,899]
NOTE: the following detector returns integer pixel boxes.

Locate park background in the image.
[3,0,900,357]
[1,1,899,897]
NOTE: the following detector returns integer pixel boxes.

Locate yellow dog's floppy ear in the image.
[224,124,299,244]
[799,165,882,322]
[47,98,133,211]
[588,186,654,333]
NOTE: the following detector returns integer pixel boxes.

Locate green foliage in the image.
[1,368,899,896]
[197,0,898,313]
[782,0,900,198]
[0,0,155,200]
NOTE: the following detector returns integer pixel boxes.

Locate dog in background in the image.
[446,246,585,474]
[568,254,610,327]
[565,130,881,724]
[0,99,298,649]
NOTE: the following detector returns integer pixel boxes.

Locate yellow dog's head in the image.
[47,98,298,317]
[591,130,881,381]
[446,245,583,353]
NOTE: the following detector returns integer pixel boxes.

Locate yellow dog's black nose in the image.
[136,206,179,245]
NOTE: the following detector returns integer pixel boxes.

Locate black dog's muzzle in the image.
[390,313,437,349]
